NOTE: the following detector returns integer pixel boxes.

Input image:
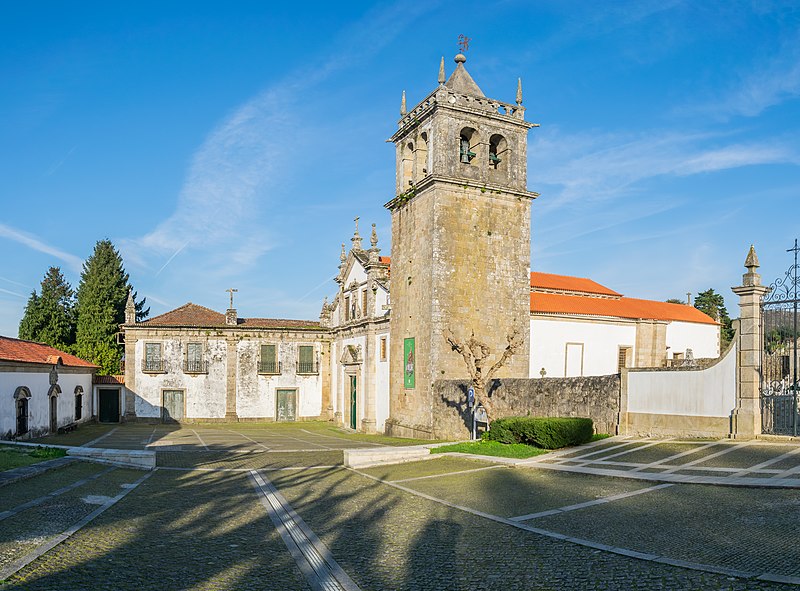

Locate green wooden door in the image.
[98,389,120,423]
[276,389,296,422]
[162,390,184,422]
[349,375,357,430]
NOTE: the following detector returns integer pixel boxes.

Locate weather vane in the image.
[458,34,471,53]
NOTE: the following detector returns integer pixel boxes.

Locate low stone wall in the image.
[432,375,621,440]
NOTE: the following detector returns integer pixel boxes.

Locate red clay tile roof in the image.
[530,272,621,297]
[139,303,322,330]
[379,256,391,265]
[530,292,718,325]
[0,336,97,368]
[94,374,124,385]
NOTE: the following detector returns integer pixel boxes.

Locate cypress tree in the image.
[18,266,76,349]
[74,240,147,374]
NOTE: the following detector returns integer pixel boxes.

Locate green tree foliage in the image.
[74,240,148,374]
[665,298,686,304]
[694,288,734,346]
[18,267,76,349]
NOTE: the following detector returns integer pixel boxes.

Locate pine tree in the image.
[18,267,76,349]
[694,288,734,347]
[74,240,147,374]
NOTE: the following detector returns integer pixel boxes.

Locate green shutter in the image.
[261,344,276,364]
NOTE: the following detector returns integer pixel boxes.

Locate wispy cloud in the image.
[0,276,30,289]
[44,144,78,176]
[531,127,798,213]
[690,33,800,119]
[0,287,25,298]
[128,1,438,277]
[0,222,83,273]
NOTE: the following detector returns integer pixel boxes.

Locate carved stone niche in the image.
[340,344,363,365]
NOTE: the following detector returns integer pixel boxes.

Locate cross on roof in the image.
[458,34,471,53]
[226,288,238,309]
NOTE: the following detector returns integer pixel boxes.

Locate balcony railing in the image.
[258,360,281,375]
[296,361,319,375]
[183,359,208,374]
[142,359,165,373]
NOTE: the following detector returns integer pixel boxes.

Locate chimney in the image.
[226,308,237,326]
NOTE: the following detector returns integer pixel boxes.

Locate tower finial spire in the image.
[352,216,362,250]
[340,243,346,265]
[370,223,378,248]
[438,56,446,85]
[400,90,407,116]
[516,78,523,105]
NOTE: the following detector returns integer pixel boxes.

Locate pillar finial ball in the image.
[454,53,466,64]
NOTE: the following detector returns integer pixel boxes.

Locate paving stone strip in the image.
[249,469,360,591]
[732,446,800,476]
[350,467,800,586]
[0,466,116,522]
[0,469,153,581]
[509,483,674,521]
[390,464,504,484]
[0,457,75,488]
[571,439,671,466]
[660,441,752,474]
[225,429,272,450]
[549,439,642,462]
[191,429,210,450]
[81,427,119,447]
[629,440,723,472]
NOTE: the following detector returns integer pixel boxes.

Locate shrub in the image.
[483,417,593,449]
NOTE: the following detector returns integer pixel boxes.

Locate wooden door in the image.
[162,390,185,422]
[276,389,296,422]
[98,389,120,423]
[349,375,357,430]
[16,398,28,435]
[49,395,58,433]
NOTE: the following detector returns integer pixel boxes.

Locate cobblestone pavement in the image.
[2,429,800,589]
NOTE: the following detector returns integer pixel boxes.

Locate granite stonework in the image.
[431,375,621,440]
[386,55,537,439]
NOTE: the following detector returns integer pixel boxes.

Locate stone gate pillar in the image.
[731,245,769,438]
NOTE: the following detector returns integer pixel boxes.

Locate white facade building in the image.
[1,336,96,439]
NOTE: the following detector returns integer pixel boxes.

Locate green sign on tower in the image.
[403,337,415,389]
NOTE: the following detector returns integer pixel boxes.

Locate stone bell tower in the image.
[385,52,538,438]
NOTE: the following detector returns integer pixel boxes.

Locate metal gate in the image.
[761,240,800,435]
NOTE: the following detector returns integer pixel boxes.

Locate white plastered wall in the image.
[1,366,93,438]
[374,331,390,431]
[627,340,736,417]
[134,338,228,419]
[236,340,323,419]
[530,316,637,377]
[666,321,720,359]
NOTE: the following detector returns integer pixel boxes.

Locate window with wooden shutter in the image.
[361,289,368,317]
[380,337,387,361]
[259,344,279,374]
[344,296,350,321]
[144,343,163,372]
[298,345,316,374]
[185,343,206,373]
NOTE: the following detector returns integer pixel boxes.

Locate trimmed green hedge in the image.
[483,417,594,449]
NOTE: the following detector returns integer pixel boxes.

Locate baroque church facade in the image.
[117,54,719,438]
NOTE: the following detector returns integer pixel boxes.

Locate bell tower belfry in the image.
[385,52,538,438]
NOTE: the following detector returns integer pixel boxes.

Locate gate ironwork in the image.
[761,240,800,435]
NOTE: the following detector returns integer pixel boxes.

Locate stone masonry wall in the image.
[432,375,621,440]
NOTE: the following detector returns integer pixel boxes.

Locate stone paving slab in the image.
[269,467,795,590]
[358,457,494,481]
[532,482,800,580]
[604,442,709,465]
[0,457,75,489]
[3,469,310,591]
[0,462,106,511]
[0,468,143,574]
[156,450,343,470]
[401,466,654,519]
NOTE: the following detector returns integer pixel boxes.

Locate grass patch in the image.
[0,445,66,471]
[591,433,611,442]
[431,440,549,459]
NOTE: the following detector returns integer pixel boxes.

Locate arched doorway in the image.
[14,386,31,437]
[48,384,61,433]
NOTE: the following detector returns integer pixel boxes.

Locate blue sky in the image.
[2,1,800,336]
